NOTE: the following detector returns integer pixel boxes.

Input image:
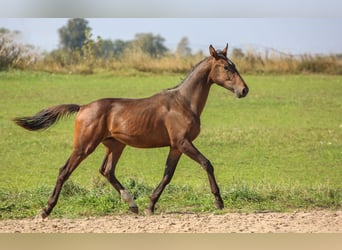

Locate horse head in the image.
[208,44,249,98]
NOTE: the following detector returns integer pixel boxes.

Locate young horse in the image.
[14,44,249,218]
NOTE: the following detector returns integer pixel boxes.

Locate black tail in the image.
[13,104,80,131]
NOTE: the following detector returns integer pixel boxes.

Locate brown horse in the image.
[14,44,249,218]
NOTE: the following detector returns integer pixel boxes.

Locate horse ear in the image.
[209,44,219,59]
[222,43,228,57]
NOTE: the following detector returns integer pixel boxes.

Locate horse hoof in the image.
[144,208,154,216]
[41,208,49,219]
[129,206,139,214]
[214,200,224,210]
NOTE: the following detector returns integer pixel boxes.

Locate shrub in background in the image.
[0,28,39,70]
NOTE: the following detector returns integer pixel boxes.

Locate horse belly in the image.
[112,129,170,148]
[108,99,172,148]
[110,115,170,148]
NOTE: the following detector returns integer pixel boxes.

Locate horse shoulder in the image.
[163,96,201,143]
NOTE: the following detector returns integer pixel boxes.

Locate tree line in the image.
[57,18,192,58]
[1,18,341,74]
[1,18,194,71]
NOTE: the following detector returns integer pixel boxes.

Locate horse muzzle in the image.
[236,86,249,98]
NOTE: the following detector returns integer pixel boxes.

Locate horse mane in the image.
[165,56,210,91]
[165,51,230,92]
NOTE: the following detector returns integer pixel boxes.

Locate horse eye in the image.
[224,65,229,71]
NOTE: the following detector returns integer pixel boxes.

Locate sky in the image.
[1,18,342,56]
[0,1,342,55]
[1,0,342,18]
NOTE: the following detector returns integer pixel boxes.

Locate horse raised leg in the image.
[99,138,138,213]
[147,147,182,215]
[177,139,224,210]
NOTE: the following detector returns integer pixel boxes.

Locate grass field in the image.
[0,70,341,219]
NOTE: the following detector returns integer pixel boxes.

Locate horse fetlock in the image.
[120,189,137,208]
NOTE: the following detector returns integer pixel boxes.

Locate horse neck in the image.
[177,58,213,116]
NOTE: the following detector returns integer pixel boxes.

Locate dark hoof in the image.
[41,208,49,219]
[129,206,139,214]
[214,200,224,210]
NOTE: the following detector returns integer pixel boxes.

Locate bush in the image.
[0,28,39,70]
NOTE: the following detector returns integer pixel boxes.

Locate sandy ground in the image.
[0,210,341,233]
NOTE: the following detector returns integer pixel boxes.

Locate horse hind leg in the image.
[42,136,102,218]
[99,138,138,214]
[41,108,108,218]
[42,149,89,218]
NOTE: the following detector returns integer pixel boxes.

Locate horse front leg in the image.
[177,139,224,210]
[147,147,182,215]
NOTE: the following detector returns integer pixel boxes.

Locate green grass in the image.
[0,71,341,219]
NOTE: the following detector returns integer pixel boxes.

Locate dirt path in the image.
[0,210,340,233]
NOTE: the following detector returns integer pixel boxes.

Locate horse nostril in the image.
[242,87,249,97]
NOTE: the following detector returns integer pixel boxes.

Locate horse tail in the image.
[13,104,80,131]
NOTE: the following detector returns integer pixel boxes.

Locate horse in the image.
[13,44,249,218]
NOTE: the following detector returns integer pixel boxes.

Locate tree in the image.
[132,33,168,57]
[176,37,192,57]
[231,48,245,59]
[95,39,115,58]
[89,39,128,59]
[112,39,127,58]
[58,18,90,51]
